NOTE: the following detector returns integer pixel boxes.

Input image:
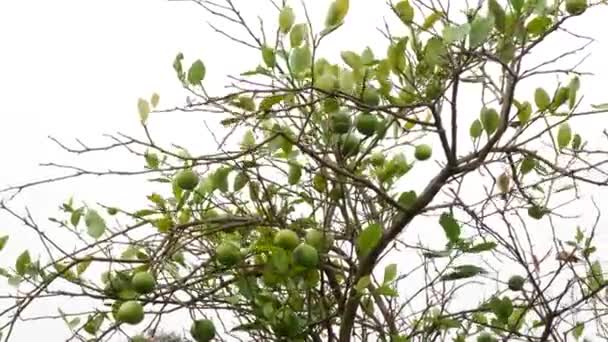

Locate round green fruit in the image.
[369,152,385,167]
[330,111,351,134]
[293,243,319,268]
[508,275,525,291]
[131,272,156,294]
[305,229,334,251]
[414,144,432,161]
[323,97,340,113]
[477,332,497,342]
[116,301,144,325]
[355,113,378,136]
[339,134,360,157]
[274,229,300,250]
[175,169,199,191]
[315,73,337,92]
[362,87,380,107]
[216,242,241,266]
[527,205,546,220]
[190,319,216,342]
[566,0,587,15]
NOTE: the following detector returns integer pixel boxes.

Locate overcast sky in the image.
[1,0,608,341]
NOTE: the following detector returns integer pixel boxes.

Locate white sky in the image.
[1,0,608,341]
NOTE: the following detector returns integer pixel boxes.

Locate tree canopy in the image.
[1,0,608,341]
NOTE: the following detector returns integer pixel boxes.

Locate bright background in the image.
[1,0,608,340]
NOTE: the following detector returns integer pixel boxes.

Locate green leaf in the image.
[271,248,289,274]
[279,6,295,33]
[288,162,302,185]
[241,130,256,150]
[526,16,551,36]
[341,51,363,71]
[357,224,383,257]
[150,93,160,108]
[572,133,582,150]
[187,59,206,86]
[588,260,604,291]
[15,250,31,276]
[83,313,104,335]
[137,98,150,123]
[517,101,532,124]
[259,94,285,111]
[488,0,506,32]
[290,23,308,47]
[439,213,460,243]
[383,264,397,284]
[440,264,485,281]
[394,0,414,24]
[84,210,106,239]
[233,172,249,192]
[424,37,446,67]
[76,258,92,275]
[557,123,572,150]
[325,0,349,28]
[480,107,500,135]
[397,191,417,208]
[422,11,441,30]
[375,285,398,297]
[510,0,524,13]
[573,322,584,340]
[443,24,470,44]
[520,156,536,175]
[569,76,580,109]
[355,275,371,292]
[361,46,375,65]
[290,45,312,74]
[469,16,493,47]
[387,39,406,73]
[145,150,160,169]
[470,119,483,138]
[0,235,8,252]
[262,46,276,68]
[211,167,232,193]
[468,241,497,253]
[489,296,513,324]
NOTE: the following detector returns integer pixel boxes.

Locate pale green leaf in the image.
[84,209,106,239]
[439,213,460,243]
[357,224,383,257]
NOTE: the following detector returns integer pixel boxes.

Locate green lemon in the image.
[216,242,242,266]
[274,229,300,250]
[293,243,319,268]
[190,319,216,342]
[175,169,199,191]
[116,301,144,325]
[355,113,378,136]
[508,275,525,291]
[131,272,156,294]
[414,144,432,161]
[330,111,351,134]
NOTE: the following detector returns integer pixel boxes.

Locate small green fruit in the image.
[330,111,352,134]
[175,169,199,191]
[131,272,156,294]
[369,152,385,166]
[477,332,497,342]
[216,242,242,266]
[565,0,587,15]
[528,205,547,220]
[414,144,432,161]
[274,229,300,250]
[116,301,144,325]
[315,73,337,92]
[339,134,360,157]
[305,229,334,251]
[362,86,380,107]
[191,319,216,342]
[293,243,319,268]
[107,207,118,215]
[323,97,340,113]
[508,275,525,291]
[355,113,378,136]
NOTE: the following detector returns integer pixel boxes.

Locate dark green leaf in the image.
[15,250,31,276]
[468,241,497,253]
[0,235,7,252]
[439,213,460,243]
[187,60,206,85]
[357,224,383,257]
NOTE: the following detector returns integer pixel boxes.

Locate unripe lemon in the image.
[131,272,156,294]
[175,169,199,191]
[216,242,241,266]
[508,275,525,291]
[116,301,144,325]
[274,229,300,250]
[355,113,378,136]
[293,243,319,268]
[191,319,216,342]
[330,111,351,134]
[414,144,432,161]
